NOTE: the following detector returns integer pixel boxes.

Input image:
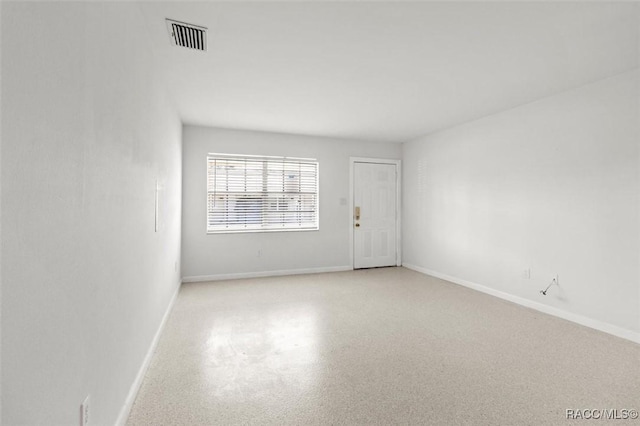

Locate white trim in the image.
[181,265,352,283]
[115,281,181,426]
[403,263,640,345]
[208,152,316,162]
[349,160,354,268]
[349,157,402,269]
[206,226,319,235]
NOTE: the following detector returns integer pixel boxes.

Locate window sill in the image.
[206,227,319,235]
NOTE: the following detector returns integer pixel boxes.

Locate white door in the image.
[353,162,397,269]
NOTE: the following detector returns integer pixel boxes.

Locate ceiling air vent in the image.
[166,19,207,51]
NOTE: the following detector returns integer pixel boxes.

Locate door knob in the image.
[355,223,360,228]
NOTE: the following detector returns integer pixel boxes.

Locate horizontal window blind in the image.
[207,154,319,233]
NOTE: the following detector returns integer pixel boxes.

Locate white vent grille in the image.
[166,19,207,51]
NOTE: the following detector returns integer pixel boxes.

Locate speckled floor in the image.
[127,267,639,425]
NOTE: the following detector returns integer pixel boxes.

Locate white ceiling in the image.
[138,1,638,143]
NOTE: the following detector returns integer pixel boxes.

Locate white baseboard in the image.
[402,263,640,345]
[182,265,353,283]
[115,280,181,426]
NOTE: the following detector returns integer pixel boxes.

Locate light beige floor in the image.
[128,267,639,425]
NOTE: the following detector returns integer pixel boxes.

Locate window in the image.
[207,154,319,233]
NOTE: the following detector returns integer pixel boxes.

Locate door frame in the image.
[349,157,402,269]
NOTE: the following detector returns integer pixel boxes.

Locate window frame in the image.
[206,153,320,234]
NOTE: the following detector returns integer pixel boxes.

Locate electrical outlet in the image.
[81,395,90,426]
[257,249,262,257]
[523,268,531,279]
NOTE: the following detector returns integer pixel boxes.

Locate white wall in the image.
[403,70,639,339]
[1,2,182,424]
[182,126,401,280]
